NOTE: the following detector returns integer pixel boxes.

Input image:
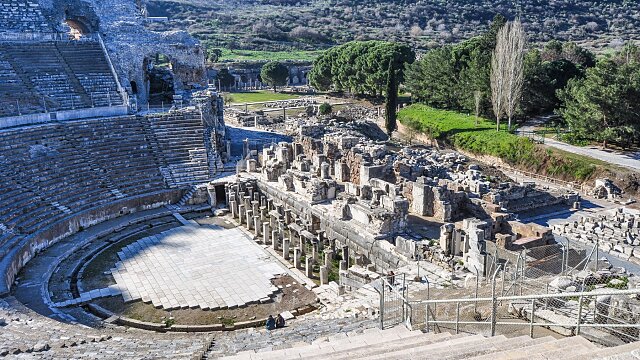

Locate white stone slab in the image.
[110,225,287,310]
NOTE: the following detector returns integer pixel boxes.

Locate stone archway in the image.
[143,53,175,106]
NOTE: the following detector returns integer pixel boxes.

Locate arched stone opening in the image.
[63,17,92,40]
[130,81,138,94]
[143,53,175,105]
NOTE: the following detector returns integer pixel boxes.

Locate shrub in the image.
[319,102,332,115]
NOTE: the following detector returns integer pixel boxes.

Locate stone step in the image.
[469,336,597,360]
[441,335,558,360]
[566,341,640,360]
[365,333,488,360]
[310,332,464,360]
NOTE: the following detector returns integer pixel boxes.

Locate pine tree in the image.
[385,60,398,136]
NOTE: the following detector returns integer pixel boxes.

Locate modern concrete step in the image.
[365,333,488,360]
[469,336,597,360]
[566,341,640,360]
[441,335,557,360]
[306,331,462,360]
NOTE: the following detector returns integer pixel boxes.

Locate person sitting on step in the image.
[266,315,276,330]
[275,314,285,329]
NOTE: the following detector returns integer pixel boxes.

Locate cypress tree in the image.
[385,60,398,135]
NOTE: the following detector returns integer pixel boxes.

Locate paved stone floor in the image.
[110,224,286,310]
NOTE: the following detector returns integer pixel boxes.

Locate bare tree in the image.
[490,19,526,132]
[504,19,526,131]
[490,29,507,131]
[474,90,482,127]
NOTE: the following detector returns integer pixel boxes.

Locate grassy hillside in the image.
[398,105,602,182]
[147,0,640,56]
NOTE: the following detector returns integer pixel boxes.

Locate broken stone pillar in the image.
[230,200,237,219]
[272,229,279,250]
[339,260,347,271]
[238,204,245,224]
[342,246,349,267]
[325,249,334,267]
[320,265,329,285]
[253,215,261,237]
[263,223,271,244]
[305,257,313,278]
[321,162,330,179]
[246,210,254,230]
[312,242,319,262]
[294,247,301,269]
[283,238,290,260]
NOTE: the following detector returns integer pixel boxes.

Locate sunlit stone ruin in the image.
[0,0,638,359]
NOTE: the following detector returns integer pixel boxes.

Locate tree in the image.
[385,60,398,135]
[260,62,289,92]
[308,40,415,97]
[216,68,235,90]
[474,90,482,126]
[558,58,640,148]
[404,46,457,108]
[502,19,526,132]
[490,19,526,131]
[206,48,223,63]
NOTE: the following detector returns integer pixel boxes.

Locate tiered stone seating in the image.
[56,41,124,107]
[148,111,211,186]
[0,41,124,116]
[0,0,52,34]
[220,326,640,360]
[0,56,41,116]
[0,298,210,358]
[62,116,167,196]
[0,112,211,260]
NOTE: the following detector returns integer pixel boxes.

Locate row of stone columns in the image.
[226,182,354,286]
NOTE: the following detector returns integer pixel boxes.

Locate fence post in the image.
[576,293,584,335]
[490,271,497,336]
[425,303,430,333]
[380,280,385,330]
[529,299,535,338]
[455,301,460,334]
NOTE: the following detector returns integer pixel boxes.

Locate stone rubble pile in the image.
[553,208,640,262]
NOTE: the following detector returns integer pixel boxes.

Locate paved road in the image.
[518,116,640,171]
[542,137,640,171]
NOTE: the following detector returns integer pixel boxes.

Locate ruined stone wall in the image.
[38,0,206,106]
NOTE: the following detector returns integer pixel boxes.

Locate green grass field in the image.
[398,104,601,181]
[218,48,322,62]
[226,91,301,104]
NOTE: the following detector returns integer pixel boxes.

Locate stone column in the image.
[339,260,347,271]
[230,200,237,219]
[272,229,279,250]
[263,222,271,244]
[321,162,330,179]
[246,210,254,230]
[283,238,290,260]
[342,246,349,268]
[320,266,329,285]
[325,249,333,267]
[253,215,261,237]
[305,257,313,278]
[293,247,301,269]
[252,201,259,216]
[312,242,318,262]
[238,204,245,224]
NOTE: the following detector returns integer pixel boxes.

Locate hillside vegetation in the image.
[398,105,602,182]
[147,0,640,57]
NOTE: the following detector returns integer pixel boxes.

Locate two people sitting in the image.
[266,314,285,330]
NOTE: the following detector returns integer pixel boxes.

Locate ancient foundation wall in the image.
[256,180,406,271]
[0,190,184,295]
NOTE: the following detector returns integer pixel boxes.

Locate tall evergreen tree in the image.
[385,60,398,135]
